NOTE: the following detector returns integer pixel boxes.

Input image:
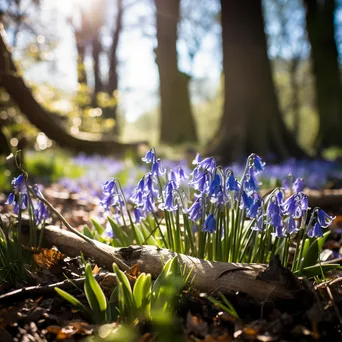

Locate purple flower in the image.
[142,194,157,213]
[160,192,178,212]
[252,211,264,232]
[226,173,239,192]
[133,207,144,223]
[308,222,323,238]
[101,179,117,195]
[267,200,282,228]
[293,178,304,193]
[12,174,27,193]
[252,154,265,173]
[272,225,285,238]
[34,201,49,225]
[136,177,145,192]
[168,170,178,183]
[142,148,155,164]
[152,159,165,176]
[241,191,253,210]
[202,213,216,233]
[286,216,298,234]
[198,157,216,175]
[177,166,188,182]
[283,194,302,218]
[130,190,143,205]
[317,209,335,228]
[244,168,260,192]
[209,174,222,196]
[187,199,203,221]
[5,192,15,206]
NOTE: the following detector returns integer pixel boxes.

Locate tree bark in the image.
[206,0,306,163]
[36,225,303,304]
[304,0,342,152]
[91,31,102,107]
[155,0,198,145]
[103,0,123,134]
[0,29,143,155]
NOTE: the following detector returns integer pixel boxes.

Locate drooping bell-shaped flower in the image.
[317,209,335,228]
[142,148,155,164]
[202,213,216,233]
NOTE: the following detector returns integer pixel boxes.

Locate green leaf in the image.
[82,225,94,239]
[85,264,107,311]
[133,224,145,245]
[140,224,159,246]
[299,232,330,271]
[55,287,90,315]
[91,218,105,235]
[108,216,130,245]
[295,263,340,277]
[133,273,152,317]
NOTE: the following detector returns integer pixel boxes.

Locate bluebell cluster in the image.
[99,148,335,239]
[5,175,49,225]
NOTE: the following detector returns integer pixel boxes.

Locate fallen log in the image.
[36,225,304,304]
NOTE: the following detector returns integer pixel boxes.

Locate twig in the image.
[0,273,107,304]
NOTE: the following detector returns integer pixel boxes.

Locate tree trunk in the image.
[206,0,306,163]
[304,0,342,152]
[289,57,300,139]
[32,225,304,304]
[0,29,143,155]
[103,0,123,134]
[91,31,102,107]
[155,0,198,145]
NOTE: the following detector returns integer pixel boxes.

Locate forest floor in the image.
[1,180,342,341]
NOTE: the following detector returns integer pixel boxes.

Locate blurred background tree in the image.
[0,0,342,162]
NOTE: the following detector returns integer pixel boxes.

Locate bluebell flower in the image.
[100,194,117,211]
[244,168,260,192]
[252,154,265,173]
[190,170,210,193]
[12,174,27,193]
[13,193,28,214]
[142,194,157,213]
[308,222,323,238]
[209,174,222,196]
[101,179,117,195]
[226,172,239,192]
[163,181,177,198]
[286,216,298,234]
[317,209,335,228]
[202,213,216,233]
[300,194,309,211]
[144,173,158,197]
[136,177,145,192]
[177,166,188,182]
[272,225,285,238]
[293,178,304,193]
[241,191,253,210]
[133,207,144,223]
[151,158,165,176]
[187,199,203,221]
[5,192,15,206]
[251,210,264,232]
[104,223,114,238]
[198,157,216,175]
[247,196,261,218]
[267,200,283,227]
[192,153,201,165]
[130,190,143,205]
[160,191,178,212]
[34,201,49,225]
[142,148,155,164]
[283,194,302,218]
[168,170,178,184]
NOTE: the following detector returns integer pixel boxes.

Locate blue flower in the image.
[13,194,28,214]
[244,168,260,192]
[293,178,304,193]
[160,191,178,212]
[133,207,144,223]
[5,192,15,206]
[286,216,298,234]
[209,174,222,196]
[101,179,117,195]
[142,148,155,164]
[308,222,323,238]
[151,159,165,176]
[34,201,49,225]
[317,209,335,228]
[267,200,282,228]
[100,194,117,211]
[241,191,253,210]
[272,225,285,238]
[142,194,157,213]
[251,211,264,232]
[198,157,216,175]
[252,154,265,173]
[187,199,203,221]
[202,213,216,233]
[247,196,261,218]
[136,177,145,192]
[12,174,27,193]
[130,190,143,205]
[283,194,302,218]
[168,170,178,183]
[177,166,188,182]
[226,172,239,192]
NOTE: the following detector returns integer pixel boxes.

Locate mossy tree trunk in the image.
[155,0,198,145]
[304,0,342,152]
[206,0,306,163]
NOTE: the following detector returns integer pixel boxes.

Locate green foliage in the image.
[55,257,185,326]
[0,217,30,287]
